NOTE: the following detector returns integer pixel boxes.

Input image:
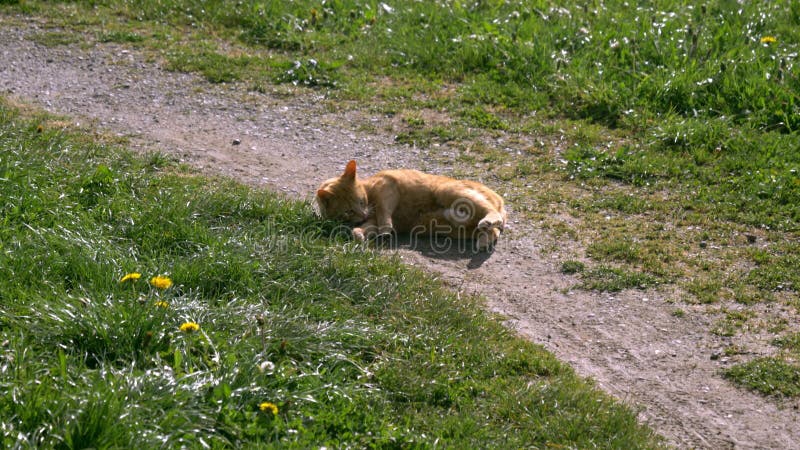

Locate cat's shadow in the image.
[373,234,494,269]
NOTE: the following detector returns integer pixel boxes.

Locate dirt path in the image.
[2,18,798,449]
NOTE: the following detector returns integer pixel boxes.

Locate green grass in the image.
[560,260,585,275]
[29,30,81,47]
[773,332,800,353]
[724,358,800,397]
[3,0,800,402]
[95,2,800,132]
[579,266,660,293]
[0,104,660,447]
[98,30,144,43]
[727,333,800,397]
[726,332,800,396]
[15,1,800,130]
[711,310,756,337]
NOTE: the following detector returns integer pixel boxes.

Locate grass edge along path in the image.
[0,102,661,448]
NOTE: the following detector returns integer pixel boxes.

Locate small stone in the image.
[232,138,241,145]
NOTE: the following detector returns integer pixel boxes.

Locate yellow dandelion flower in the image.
[179,322,200,333]
[153,301,169,308]
[259,402,279,415]
[150,275,173,289]
[120,272,142,283]
[760,36,777,44]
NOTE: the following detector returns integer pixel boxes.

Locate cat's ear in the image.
[317,188,333,201]
[342,160,357,181]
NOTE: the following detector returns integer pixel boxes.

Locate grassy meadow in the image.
[1,0,800,443]
[0,103,659,447]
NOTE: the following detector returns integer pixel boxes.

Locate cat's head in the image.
[316,160,370,224]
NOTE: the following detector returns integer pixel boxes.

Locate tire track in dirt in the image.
[2,20,798,449]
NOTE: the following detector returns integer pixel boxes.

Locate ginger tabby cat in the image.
[316,160,506,250]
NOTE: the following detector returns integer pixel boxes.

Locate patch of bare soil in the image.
[2,17,798,449]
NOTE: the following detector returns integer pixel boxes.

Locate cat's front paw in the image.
[476,228,501,251]
[352,227,367,241]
